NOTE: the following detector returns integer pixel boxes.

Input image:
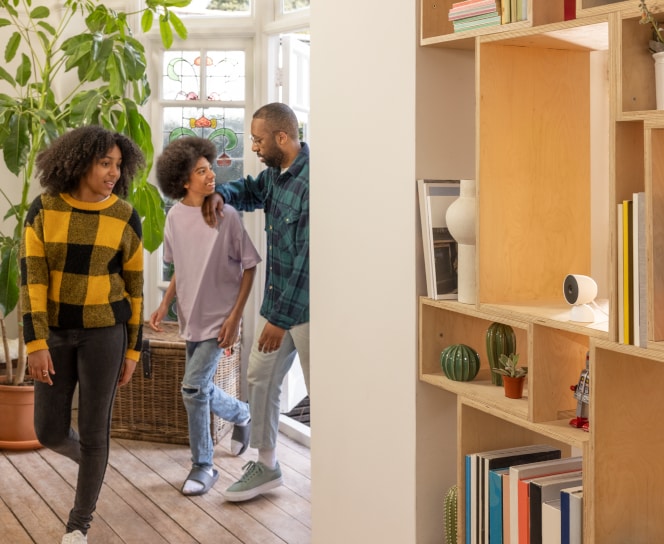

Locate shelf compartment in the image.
[647,126,664,341]
[578,0,633,18]
[419,298,530,378]
[420,0,568,46]
[477,23,610,308]
[591,341,664,542]
[530,324,590,422]
[619,12,662,113]
[456,402,581,544]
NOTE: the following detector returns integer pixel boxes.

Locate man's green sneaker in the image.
[223,460,283,502]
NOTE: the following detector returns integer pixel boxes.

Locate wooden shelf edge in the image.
[420,372,589,449]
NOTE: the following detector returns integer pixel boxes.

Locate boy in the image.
[150,137,261,495]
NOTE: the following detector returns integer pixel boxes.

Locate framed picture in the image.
[417,179,460,300]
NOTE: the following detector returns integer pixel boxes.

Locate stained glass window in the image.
[158,48,249,314]
[161,50,246,182]
[162,50,245,102]
[162,106,245,183]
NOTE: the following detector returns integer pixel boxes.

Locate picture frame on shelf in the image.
[417,179,461,300]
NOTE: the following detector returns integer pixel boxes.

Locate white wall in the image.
[310,0,418,542]
[310,1,475,542]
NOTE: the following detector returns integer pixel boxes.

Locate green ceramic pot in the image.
[440,344,480,382]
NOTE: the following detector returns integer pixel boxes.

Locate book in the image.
[502,472,511,543]
[632,191,647,347]
[417,179,461,300]
[449,7,498,21]
[617,203,624,344]
[467,454,474,544]
[622,199,633,344]
[453,13,501,32]
[509,457,583,544]
[500,0,510,24]
[451,0,494,8]
[489,468,509,544]
[528,471,583,544]
[478,445,561,544]
[541,499,562,544]
[449,2,499,21]
[560,486,583,544]
[452,10,500,25]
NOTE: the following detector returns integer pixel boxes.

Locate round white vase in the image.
[653,51,664,110]
[446,179,476,304]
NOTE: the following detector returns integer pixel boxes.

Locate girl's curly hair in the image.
[35,125,145,198]
[156,137,217,200]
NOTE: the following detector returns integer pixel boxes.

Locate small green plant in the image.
[444,484,457,544]
[639,1,664,52]
[491,353,527,378]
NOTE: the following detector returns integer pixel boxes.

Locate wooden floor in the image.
[0,429,311,543]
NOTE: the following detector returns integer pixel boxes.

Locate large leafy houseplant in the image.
[0,0,190,385]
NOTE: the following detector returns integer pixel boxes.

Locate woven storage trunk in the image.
[111,322,240,445]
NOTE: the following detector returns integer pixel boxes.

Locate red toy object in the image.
[569,352,590,432]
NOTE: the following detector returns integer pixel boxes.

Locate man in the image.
[203,102,309,501]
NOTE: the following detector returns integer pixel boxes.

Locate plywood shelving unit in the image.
[418,0,664,541]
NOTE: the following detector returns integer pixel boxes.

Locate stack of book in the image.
[448,0,502,33]
[617,192,648,347]
[465,445,584,543]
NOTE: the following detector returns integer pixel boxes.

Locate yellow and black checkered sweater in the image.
[20,193,144,362]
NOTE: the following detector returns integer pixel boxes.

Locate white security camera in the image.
[563,274,598,322]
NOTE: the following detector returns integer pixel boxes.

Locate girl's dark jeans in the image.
[34,324,126,535]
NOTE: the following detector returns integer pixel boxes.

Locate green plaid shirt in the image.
[20,193,144,361]
[216,143,309,329]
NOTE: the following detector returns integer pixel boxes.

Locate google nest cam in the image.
[563,274,598,323]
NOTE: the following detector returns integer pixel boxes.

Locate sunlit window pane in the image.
[162,51,245,102]
[162,107,246,183]
[283,0,309,13]
[172,0,250,16]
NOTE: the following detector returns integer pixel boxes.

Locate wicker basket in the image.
[111,322,240,445]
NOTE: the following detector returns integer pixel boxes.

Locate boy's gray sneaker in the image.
[222,460,283,502]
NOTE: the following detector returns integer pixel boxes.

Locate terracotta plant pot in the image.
[502,376,525,399]
[0,378,41,450]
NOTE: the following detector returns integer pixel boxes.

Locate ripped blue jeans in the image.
[182,338,250,469]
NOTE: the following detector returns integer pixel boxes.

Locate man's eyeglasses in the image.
[250,130,284,146]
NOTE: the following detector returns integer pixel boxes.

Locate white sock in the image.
[182,467,213,494]
[258,448,277,469]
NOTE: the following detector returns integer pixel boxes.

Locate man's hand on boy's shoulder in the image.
[202,192,225,227]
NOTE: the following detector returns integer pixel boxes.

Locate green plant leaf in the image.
[29,5,50,18]
[159,16,174,49]
[37,20,56,35]
[129,180,165,252]
[0,66,16,87]
[5,31,21,63]
[168,11,187,40]
[141,9,153,33]
[0,242,19,317]
[4,111,30,175]
[15,53,32,86]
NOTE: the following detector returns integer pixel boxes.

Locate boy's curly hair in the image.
[35,125,145,198]
[156,137,217,200]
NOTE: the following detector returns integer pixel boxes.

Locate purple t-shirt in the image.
[163,202,261,341]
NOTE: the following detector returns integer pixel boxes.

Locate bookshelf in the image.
[419,0,664,542]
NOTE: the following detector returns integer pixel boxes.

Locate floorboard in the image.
[0,430,310,543]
